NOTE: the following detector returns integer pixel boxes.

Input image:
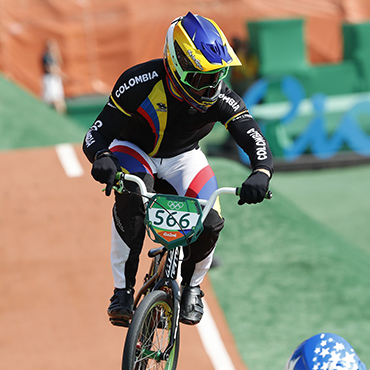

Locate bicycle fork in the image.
[153,247,181,361]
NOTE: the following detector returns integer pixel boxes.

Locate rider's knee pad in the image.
[113,173,154,248]
[186,208,225,263]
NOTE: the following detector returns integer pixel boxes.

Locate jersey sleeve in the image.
[217,85,274,174]
[82,101,131,163]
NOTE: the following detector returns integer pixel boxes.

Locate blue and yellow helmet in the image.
[284,333,366,370]
[164,12,241,113]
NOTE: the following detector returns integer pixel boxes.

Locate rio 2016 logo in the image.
[240,75,370,162]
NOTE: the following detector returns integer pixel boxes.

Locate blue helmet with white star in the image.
[284,333,366,370]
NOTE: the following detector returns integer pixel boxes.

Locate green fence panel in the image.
[247,18,309,76]
[343,22,370,92]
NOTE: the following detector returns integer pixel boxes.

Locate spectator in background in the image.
[230,37,259,97]
[41,38,66,114]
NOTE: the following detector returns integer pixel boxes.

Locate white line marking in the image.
[55,143,84,177]
[197,299,237,370]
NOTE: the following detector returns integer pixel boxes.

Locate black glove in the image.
[91,151,120,196]
[238,170,270,205]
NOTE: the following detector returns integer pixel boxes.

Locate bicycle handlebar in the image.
[110,172,272,222]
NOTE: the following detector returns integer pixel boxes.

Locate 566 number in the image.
[153,210,191,229]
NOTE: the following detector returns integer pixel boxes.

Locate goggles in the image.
[181,67,229,91]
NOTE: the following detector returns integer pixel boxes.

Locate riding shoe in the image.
[107,288,134,327]
[179,285,204,325]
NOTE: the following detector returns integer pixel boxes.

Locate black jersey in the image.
[83,59,273,173]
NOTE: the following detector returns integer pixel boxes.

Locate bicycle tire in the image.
[122,290,180,370]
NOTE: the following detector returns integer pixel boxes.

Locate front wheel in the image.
[122,290,180,370]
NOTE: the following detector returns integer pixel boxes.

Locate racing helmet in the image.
[284,333,366,370]
[164,12,241,113]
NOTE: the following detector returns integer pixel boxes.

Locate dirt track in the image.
[0,145,247,370]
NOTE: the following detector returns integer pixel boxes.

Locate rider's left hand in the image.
[238,170,270,205]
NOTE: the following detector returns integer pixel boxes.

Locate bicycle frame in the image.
[153,247,181,360]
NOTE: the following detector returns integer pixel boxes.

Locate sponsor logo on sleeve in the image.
[85,120,103,148]
[219,93,240,112]
[247,128,268,160]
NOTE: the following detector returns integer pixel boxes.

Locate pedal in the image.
[109,317,130,327]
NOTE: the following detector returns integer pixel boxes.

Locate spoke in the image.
[133,303,172,369]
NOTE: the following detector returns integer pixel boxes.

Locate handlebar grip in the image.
[115,172,123,180]
[265,190,273,199]
[235,187,272,200]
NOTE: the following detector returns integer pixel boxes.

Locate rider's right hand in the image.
[238,170,270,205]
[91,151,120,196]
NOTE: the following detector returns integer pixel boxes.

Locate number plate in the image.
[145,194,204,249]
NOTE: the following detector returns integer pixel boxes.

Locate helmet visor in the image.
[182,68,229,91]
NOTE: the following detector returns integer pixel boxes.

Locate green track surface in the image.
[209,158,370,370]
[2,74,369,370]
[0,74,85,151]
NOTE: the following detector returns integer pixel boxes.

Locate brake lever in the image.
[102,172,126,194]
